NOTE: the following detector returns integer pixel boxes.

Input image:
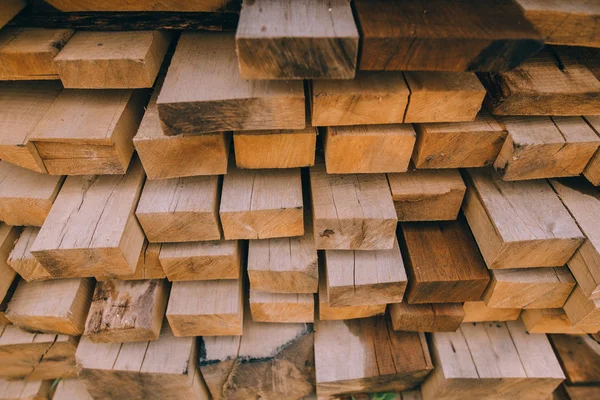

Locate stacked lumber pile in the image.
[0,1,599,399]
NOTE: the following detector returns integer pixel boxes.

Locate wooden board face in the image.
[355,0,542,72]
[522,309,587,334]
[42,0,240,12]
[389,303,465,332]
[249,290,314,323]
[549,334,600,385]
[583,116,600,186]
[236,0,358,79]
[462,301,521,323]
[8,227,53,282]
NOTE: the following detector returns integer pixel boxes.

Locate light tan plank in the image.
[521,309,588,334]
[462,301,521,323]
[249,290,314,323]
[583,115,600,185]
[53,379,93,400]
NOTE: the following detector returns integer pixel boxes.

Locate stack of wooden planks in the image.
[0,1,599,399]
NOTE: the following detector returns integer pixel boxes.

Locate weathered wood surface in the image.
[40,0,240,12]
[0,0,26,29]
[389,303,465,332]
[462,301,521,323]
[0,224,21,308]
[53,379,93,400]
[8,228,52,282]
[584,116,600,186]
[0,379,52,400]
[549,334,600,385]
[249,290,314,323]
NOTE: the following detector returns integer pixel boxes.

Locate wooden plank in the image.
[462,301,521,323]
[494,117,600,181]
[462,168,584,268]
[322,124,416,174]
[199,319,314,400]
[317,265,385,321]
[483,267,575,309]
[42,0,240,11]
[134,75,230,179]
[388,169,466,221]
[421,321,564,400]
[157,32,305,135]
[354,0,542,72]
[77,321,209,400]
[412,112,507,169]
[29,89,147,175]
[311,72,409,126]
[310,162,397,250]
[0,28,73,80]
[54,31,173,89]
[136,175,222,243]
[324,237,407,307]
[549,334,600,385]
[5,278,93,335]
[220,166,303,240]
[0,380,52,400]
[0,325,77,380]
[521,309,587,334]
[247,220,318,294]
[314,315,433,398]
[236,0,358,80]
[0,162,64,227]
[515,0,600,47]
[389,303,465,332]
[403,72,485,123]
[584,116,600,186]
[563,385,600,400]
[399,216,490,304]
[30,158,145,278]
[84,279,169,343]
[550,178,600,300]
[53,379,93,400]
[0,224,20,308]
[0,81,61,173]
[166,279,243,336]
[249,290,314,323]
[97,242,165,281]
[159,240,240,281]
[233,128,316,169]
[563,285,600,332]
[0,0,26,29]
[481,47,600,116]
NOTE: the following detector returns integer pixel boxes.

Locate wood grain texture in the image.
[249,290,314,323]
[41,0,240,11]
[389,303,465,332]
[462,301,521,323]
[388,169,465,221]
[0,81,62,173]
[5,278,94,335]
[551,178,600,300]
[483,267,575,309]
[563,285,600,332]
[412,112,507,169]
[462,168,584,268]
[481,47,600,116]
[0,0,26,29]
[399,216,490,304]
[199,319,314,400]
[0,28,73,80]
[0,325,77,380]
[8,228,52,282]
[136,175,222,243]
[53,379,93,400]
[234,128,316,169]
[521,309,587,334]
[84,279,168,343]
[30,158,146,278]
[515,0,600,47]
[549,334,600,384]
[324,237,407,307]
[310,162,397,250]
[584,116,600,186]
[311,72,409,126]
[403,72,485,123]
[247,220,318,294]
[76,321,209,400]
[97,242,165,281]
[422,321,565,400]
[0,224,21,308]
[166,279,243,336]
[562,385,600,400]
[0,379,52,400]
[236,0,358,79]
[0,161,64,227]
[314,315,433,398]
[323,124,415,174]
[55,31,173,88]
[157,32,305,135]
[355,0,542,72]
[159,240,240,281]
[30,89,148,175]
[220,165,303,240]
[494,117,600,181]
